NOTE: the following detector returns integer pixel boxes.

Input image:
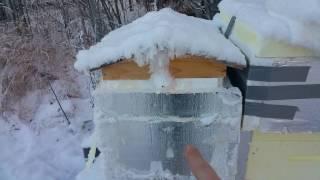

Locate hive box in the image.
[246,132,320,180]
[77,56,243,180]
[219,13,320,132]
[75,8,247,180]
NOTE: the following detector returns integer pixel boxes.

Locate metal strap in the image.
[248,66,311,82]
[224,16,236,39]
[244,102,298,119]
[247,84,320,100]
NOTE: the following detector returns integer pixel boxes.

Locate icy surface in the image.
[218,0,320,51]
[94,78,223,94]
[74,8,246,73]
[85,84,242,179]
[200,114,219,126]
[166,147,175,159]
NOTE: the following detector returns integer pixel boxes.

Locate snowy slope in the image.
[266,0,320,25]
[74,8,246,73]
[0,79,93,180]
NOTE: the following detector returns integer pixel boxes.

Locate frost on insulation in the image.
[200,114,219,126]
[74,8,246,74]
[217,0,320,52]
[89,84,242,179]
[166,147,174,159]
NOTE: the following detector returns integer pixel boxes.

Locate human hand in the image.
[184,145,220,180]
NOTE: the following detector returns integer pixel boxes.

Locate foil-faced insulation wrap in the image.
[94,89,242,179]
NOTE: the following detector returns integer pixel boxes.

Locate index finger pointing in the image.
[184,145,220,180]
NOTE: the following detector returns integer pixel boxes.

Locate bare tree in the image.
[0,0,223,117]
[0,0,8,21]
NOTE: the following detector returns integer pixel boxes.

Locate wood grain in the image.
[169,56,226,78]
[102,60,150,80]
[102,55,226,80]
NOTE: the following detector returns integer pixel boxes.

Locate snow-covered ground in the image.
[0,78,93,180]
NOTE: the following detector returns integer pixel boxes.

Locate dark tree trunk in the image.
[129,0,133,11]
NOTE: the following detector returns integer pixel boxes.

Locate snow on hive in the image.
[218,0,320,52]
[74,8,246,73]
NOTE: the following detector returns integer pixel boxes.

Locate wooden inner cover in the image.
[102,55,226,80]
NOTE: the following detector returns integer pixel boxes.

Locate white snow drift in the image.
[74,8,246,73]
[218,0,320,52]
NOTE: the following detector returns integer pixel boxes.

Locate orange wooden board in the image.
[102,56,226,80]
[102,60,150,80]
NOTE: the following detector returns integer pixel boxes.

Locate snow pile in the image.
[218,0,320,52]
[0,117,82,180]
[0,79,93,180]
[74,8,246,73]
[266,0,320,25]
